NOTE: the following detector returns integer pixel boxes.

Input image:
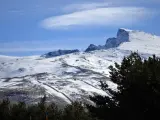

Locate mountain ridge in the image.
[41,49,80,58]
[0,28,160,105]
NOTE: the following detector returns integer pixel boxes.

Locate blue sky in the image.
[0,0,160,56]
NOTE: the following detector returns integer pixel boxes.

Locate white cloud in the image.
[41,7,154,29]
[0,41,67,52]
[0,37,99,53]
[62,2,110,12]
[0,48,60,52]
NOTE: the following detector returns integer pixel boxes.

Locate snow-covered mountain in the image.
[85,28,160,55]
[0,28,160,106]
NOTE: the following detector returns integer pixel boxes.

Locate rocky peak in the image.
[116,28,130,43]
[41,49,80,58]
[85,44,100,52]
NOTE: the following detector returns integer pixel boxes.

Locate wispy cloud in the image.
[0,37,101,53]
[62,2,110,12]
[41,7,154,29]
[9,10,22,13]
[0,41,65,52]
[8,9,24,15]
[0,48,61,52]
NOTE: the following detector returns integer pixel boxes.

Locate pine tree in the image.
[10,101,28,120]
[47,103,63,120]
[0,98,11,120]
[63,102,93,120]
[88,53,160,120]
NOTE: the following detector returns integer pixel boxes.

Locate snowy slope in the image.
[0,51,115,105]
[0,28,160,105]
[118,29,160,55]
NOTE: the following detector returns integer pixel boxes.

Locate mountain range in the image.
[0,28,160,106]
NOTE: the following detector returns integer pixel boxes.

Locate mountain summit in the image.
[86,28,160,55]
[85,28,131,52]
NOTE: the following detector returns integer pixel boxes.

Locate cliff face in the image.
[85,28,131,52]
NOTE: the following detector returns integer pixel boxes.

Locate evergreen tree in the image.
[63,102,93,120]
[32,95,47,120]
[88,53,160,120]
[46,103,63,120]
[10,101,28,120]
[0,97,94,120]
[0,98,11,120]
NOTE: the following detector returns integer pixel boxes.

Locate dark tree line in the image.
[0,96,93,120]
[1,53,160,120]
